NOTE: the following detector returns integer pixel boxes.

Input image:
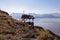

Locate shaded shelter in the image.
[21,14,35,26]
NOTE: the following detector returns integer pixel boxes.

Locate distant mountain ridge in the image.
[0,10,60,40]
[29,13,60,18]
[10,13,60,19]
[10,13,22,19]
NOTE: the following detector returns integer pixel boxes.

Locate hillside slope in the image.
[0,10,60,40]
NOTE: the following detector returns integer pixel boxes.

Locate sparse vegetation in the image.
[0,10,60,40]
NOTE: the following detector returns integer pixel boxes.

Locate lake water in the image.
[34,18,60,36]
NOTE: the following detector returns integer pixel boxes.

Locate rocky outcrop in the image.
[0,10,60,40]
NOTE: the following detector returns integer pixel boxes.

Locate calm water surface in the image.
[34,18,60,36]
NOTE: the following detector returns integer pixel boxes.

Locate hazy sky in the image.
[0,0,60,14]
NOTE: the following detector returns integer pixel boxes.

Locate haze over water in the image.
[0,0,60,37]
[34,18,60,36]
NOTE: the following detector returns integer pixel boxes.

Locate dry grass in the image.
[0,10,60,40]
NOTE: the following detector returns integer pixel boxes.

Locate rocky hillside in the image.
[0,10,60,40]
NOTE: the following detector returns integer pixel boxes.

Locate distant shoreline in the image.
[35,17,60,18]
